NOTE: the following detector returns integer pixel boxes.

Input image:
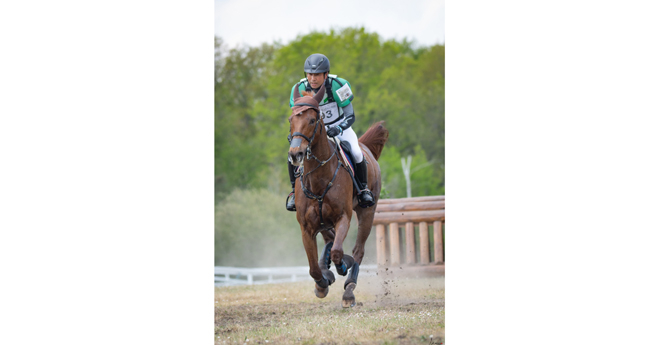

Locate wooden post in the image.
[372,196,445,269]
[389,222,400,265]
[376,224,387,266]
[419,221,430,264]
[433,220,444,264]
[405,222,415,264]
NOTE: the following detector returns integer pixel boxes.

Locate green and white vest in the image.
[289,74,354,126]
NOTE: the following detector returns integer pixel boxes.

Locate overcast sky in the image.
[215,0,445,48]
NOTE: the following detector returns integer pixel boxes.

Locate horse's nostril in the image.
[288,151,304,163]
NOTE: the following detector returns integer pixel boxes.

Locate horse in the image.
[288,83,389,307]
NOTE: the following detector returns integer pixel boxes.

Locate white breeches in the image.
[328,126,364,163]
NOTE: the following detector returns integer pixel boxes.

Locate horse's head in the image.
[288,83,326,166]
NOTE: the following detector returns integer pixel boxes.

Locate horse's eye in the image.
[309,119,315,125]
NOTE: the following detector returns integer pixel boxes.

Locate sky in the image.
[215,0,444,48]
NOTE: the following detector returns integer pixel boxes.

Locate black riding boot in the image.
[355,160,375,208]
[286,161,297,211]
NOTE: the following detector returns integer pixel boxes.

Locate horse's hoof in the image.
[322,269,335,285]
[315,285,329,298]
[342,282,356,308]
[336,255,355,276]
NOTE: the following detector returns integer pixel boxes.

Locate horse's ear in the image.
[293,83,301,100]
[313,82,326,104]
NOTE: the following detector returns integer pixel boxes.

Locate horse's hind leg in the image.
[352,207,376,264]
[321,228,335,243]
[342,208,377,308]
[342,262,359,308]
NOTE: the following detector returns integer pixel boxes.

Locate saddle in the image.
[337,140,356,174]
[332,138,363,196]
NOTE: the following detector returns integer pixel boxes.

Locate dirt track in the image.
[215,270,445,344]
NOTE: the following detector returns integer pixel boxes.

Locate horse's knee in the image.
[330,249,343,265]
[309,269,323,281]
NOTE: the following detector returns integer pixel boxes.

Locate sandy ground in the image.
[215,269,445,345]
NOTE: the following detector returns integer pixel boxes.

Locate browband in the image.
[294,102,318,108]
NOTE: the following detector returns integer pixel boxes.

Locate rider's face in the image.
[306,72,327,89]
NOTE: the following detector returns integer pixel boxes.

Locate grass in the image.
[215,271,445,345]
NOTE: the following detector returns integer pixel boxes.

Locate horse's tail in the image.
[358,121,389,161]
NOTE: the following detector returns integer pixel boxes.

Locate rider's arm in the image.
[337,103,355,130]
[333,77,355,130]
[326,103,355,137]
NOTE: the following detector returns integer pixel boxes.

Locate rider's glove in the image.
[326,125,343,138]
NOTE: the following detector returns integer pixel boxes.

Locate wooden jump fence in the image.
[373,195,445,273]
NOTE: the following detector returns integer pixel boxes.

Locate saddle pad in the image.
[338,140,355,176]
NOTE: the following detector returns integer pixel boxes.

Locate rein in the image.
[291,109,342,226]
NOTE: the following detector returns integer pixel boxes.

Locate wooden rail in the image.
[374,196,445,270]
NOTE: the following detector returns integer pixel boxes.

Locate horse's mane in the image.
[358,121,389,161]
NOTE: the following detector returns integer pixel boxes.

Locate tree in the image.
[214,27,444,203]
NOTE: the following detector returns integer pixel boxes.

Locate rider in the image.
[286,53,375,211]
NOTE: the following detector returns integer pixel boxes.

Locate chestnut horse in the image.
[288,83,389,307]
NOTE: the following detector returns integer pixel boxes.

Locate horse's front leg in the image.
[300,227,335,298]
[330,213,354,275]
[329,213,360,308]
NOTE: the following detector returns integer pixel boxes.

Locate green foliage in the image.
[379,145,444,198]
[215,27,444,203]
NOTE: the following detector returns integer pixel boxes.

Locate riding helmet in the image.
[304,53,330,74]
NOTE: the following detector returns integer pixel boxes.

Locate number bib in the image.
[336,83,353,102]
[319,102,341,124]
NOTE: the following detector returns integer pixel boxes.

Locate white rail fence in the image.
[215,265,378,287]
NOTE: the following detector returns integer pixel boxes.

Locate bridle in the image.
[289,105,342,226]
[289,103,321,158]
